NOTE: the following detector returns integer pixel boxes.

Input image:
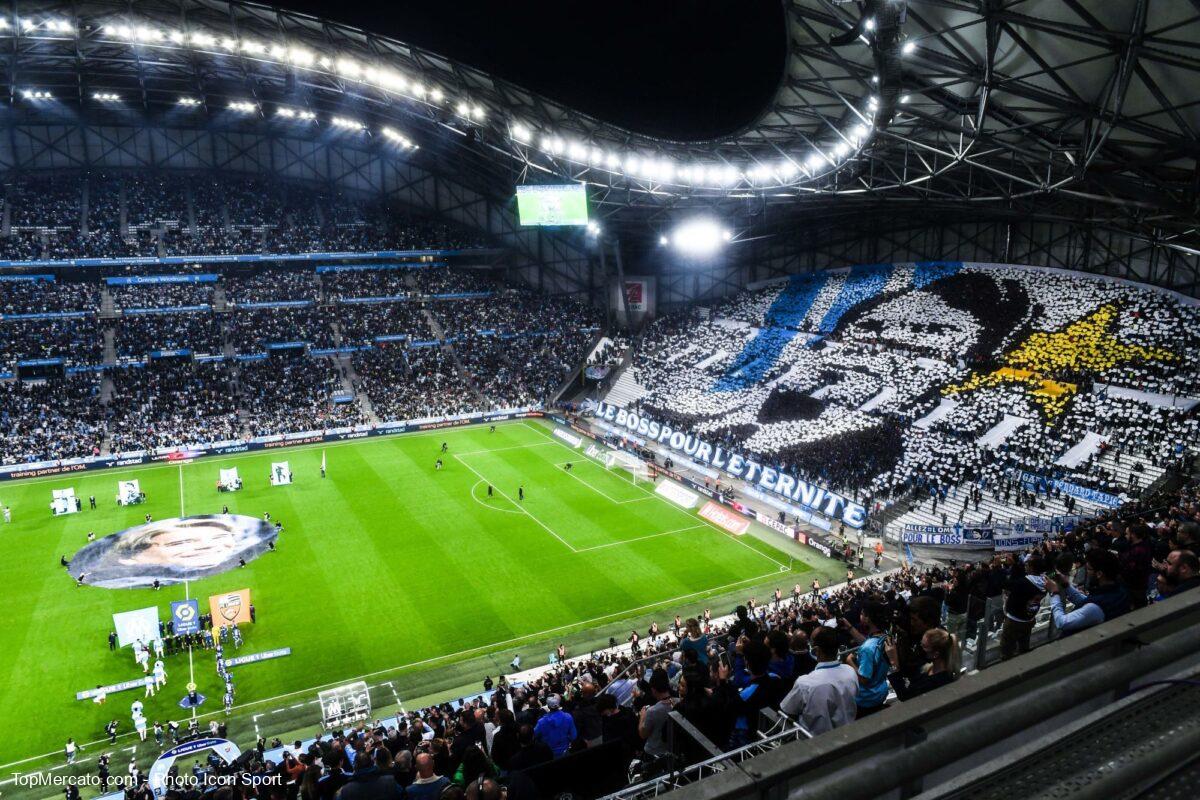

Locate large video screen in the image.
[516,184,589,226]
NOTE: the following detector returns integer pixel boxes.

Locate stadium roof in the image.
[2,1,1198,245]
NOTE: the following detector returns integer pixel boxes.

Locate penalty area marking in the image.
[551,460,656,505]
[468,480,523,514]
[522,420,791,572]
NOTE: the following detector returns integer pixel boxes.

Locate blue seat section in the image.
[817,264,894,333]
[712,274,826,393]
[912,261,963,289]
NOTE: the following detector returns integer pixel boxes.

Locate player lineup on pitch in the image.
[0,420,808,763]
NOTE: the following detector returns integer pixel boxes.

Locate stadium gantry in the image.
[1,4,1200,800]
[0,1,1197,301]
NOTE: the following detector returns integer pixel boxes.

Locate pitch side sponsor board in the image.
[654,480,699,509]
[698,501,751,535]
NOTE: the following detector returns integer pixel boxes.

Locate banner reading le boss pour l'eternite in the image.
[594,402,867,529]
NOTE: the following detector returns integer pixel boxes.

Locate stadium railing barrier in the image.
[632,588,1200,800]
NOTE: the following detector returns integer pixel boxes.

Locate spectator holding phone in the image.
[843,601,892,718]
[1043,549,1130,636]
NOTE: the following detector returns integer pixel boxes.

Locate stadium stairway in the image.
[212,283,229,311]
[337,353,380,424]
[551,328,608,402]
[422,306,487,404]
[99,285,115,318]
[102,327,116,365]
[603,367,649,408]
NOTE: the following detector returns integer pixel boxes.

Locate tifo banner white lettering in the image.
[698,501,751,535]
[994,531,1047,551]
[655,480,699,509]
[553,428,582,448]
[593,401,867,528]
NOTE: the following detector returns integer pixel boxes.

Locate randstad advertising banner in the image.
[593,402,867,528]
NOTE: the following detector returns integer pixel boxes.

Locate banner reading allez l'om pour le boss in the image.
[593,402,867,528]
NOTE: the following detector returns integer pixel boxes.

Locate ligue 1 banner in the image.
[171,599,201,635]
[209,588,253,627]
[593,402,867,528]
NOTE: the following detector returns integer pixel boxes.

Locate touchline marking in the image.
[178,463,186,517]
[2,422,535,487]
[574,524,708,552]
[0,567,794,775]
[452,454,577,552]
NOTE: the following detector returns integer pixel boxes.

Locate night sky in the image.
[278,0,786,140]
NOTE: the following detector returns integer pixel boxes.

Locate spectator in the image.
[779,627,858,734]
[886,628,960,700]
[1157,549,1200,599]
[506,724,552,772]
[1044,549,1131,635]
[334,745,401,800]
[404,753,449,800]
[846,601,892,718]
[532,695,576,758]
[1000,553,1047,660]
[636,669,676,760]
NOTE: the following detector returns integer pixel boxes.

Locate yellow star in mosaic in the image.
[945,305,1176,419]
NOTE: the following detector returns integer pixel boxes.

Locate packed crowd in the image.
[228,307,336,352]
[111,282,214,310]
[353,347,478,422]
[0,374,105,464]
[0,173,489,261]
[337,303,434,347]
[0,278,98,315]
[323,269,417,301]
[106,361,241,453]
[225,270,320,305]
[0,316,104,366]
[239,358,366,436]
[116,313,226,359]
[628,266,1200,524]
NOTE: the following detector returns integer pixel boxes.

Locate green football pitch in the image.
[0,419,822,771]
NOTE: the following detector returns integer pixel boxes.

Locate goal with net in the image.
[602,449,653,485]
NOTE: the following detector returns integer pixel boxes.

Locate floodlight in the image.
[587,222,601,236]
[429,88,443,102]
[331,116,366,131]
[92,92,120,102]
[902,40,916,55]
[668,219,731,256]
[864,18,875,31]
[381,127,417,149]
[229,101,257,113]
[177,96,201,106]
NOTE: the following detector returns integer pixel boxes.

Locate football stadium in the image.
[1,2,1199,799]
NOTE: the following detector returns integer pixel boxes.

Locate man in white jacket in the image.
[779,627,859,735]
